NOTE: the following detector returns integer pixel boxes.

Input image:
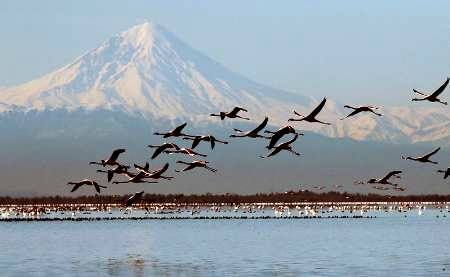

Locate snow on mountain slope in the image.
[0,21,449,144]
[0,22,309,120]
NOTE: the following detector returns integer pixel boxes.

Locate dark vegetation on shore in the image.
[1,191,450,205]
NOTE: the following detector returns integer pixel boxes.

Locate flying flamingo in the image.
[148,143,180,159]
[96,164,129,182]
[154,123,195,138]
[265,125,303,149]
[112,171,158,184]
[401,147,440,164]
[341,105,382,119]
[164,147,207,157]
[260,134,301,158]
[437,167,450,179]
[67,179,106,193]
[89,149,127,167]
[288,98,331,125]
[367,170,402,185]
[133,162,151,173]
[230,117,270,138]
[136,163,174,180]
[210,107,250,120]
[412,77,449,105]
[175,160,217,173]
[183,135,228,149]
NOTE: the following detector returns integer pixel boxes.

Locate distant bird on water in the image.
[341,105,382,119]
[288,97,331,125]
[153,123,194,138]
[401,147,440,164]
[367,170,402,185]
[67,179,106,193]
[230,117,269,138]
[183,135,228,150]
[175,160,217,173]
[260,134,301,158]
[125,191,145,207]
[437,167,450,179]
[412,77,449,105]
[148,143,180,159]
[210,107,250,120]
[89,149,127,167]
[265,125,303,149]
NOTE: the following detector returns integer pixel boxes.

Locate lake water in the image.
[1,209,449,276]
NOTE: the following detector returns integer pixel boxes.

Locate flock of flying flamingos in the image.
[68,77,450,203]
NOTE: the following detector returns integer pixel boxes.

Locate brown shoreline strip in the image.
[1,192,450,206]
[0,215,375,222]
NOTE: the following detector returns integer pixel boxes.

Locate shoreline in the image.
[1,201,448,222]
[2,191,450,206]
[1,200,450,208]
[0,215,376,222]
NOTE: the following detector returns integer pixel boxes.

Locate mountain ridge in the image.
[0,21,449,145]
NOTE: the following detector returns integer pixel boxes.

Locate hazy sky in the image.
[0,0,449,105]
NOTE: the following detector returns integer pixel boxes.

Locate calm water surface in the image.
[1,212,449,276]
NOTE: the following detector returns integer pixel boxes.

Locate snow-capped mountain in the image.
[0,21,449,145]
[0,22,309,120]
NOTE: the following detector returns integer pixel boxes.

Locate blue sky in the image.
[0,0,449,104]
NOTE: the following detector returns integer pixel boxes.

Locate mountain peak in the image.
[119,21,157,50]
[0,21,302,120]
[1,22,449,146]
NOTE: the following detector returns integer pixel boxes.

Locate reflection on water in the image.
[1,213,450,276]
[71,254,219,276]
[98,255,145,277]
